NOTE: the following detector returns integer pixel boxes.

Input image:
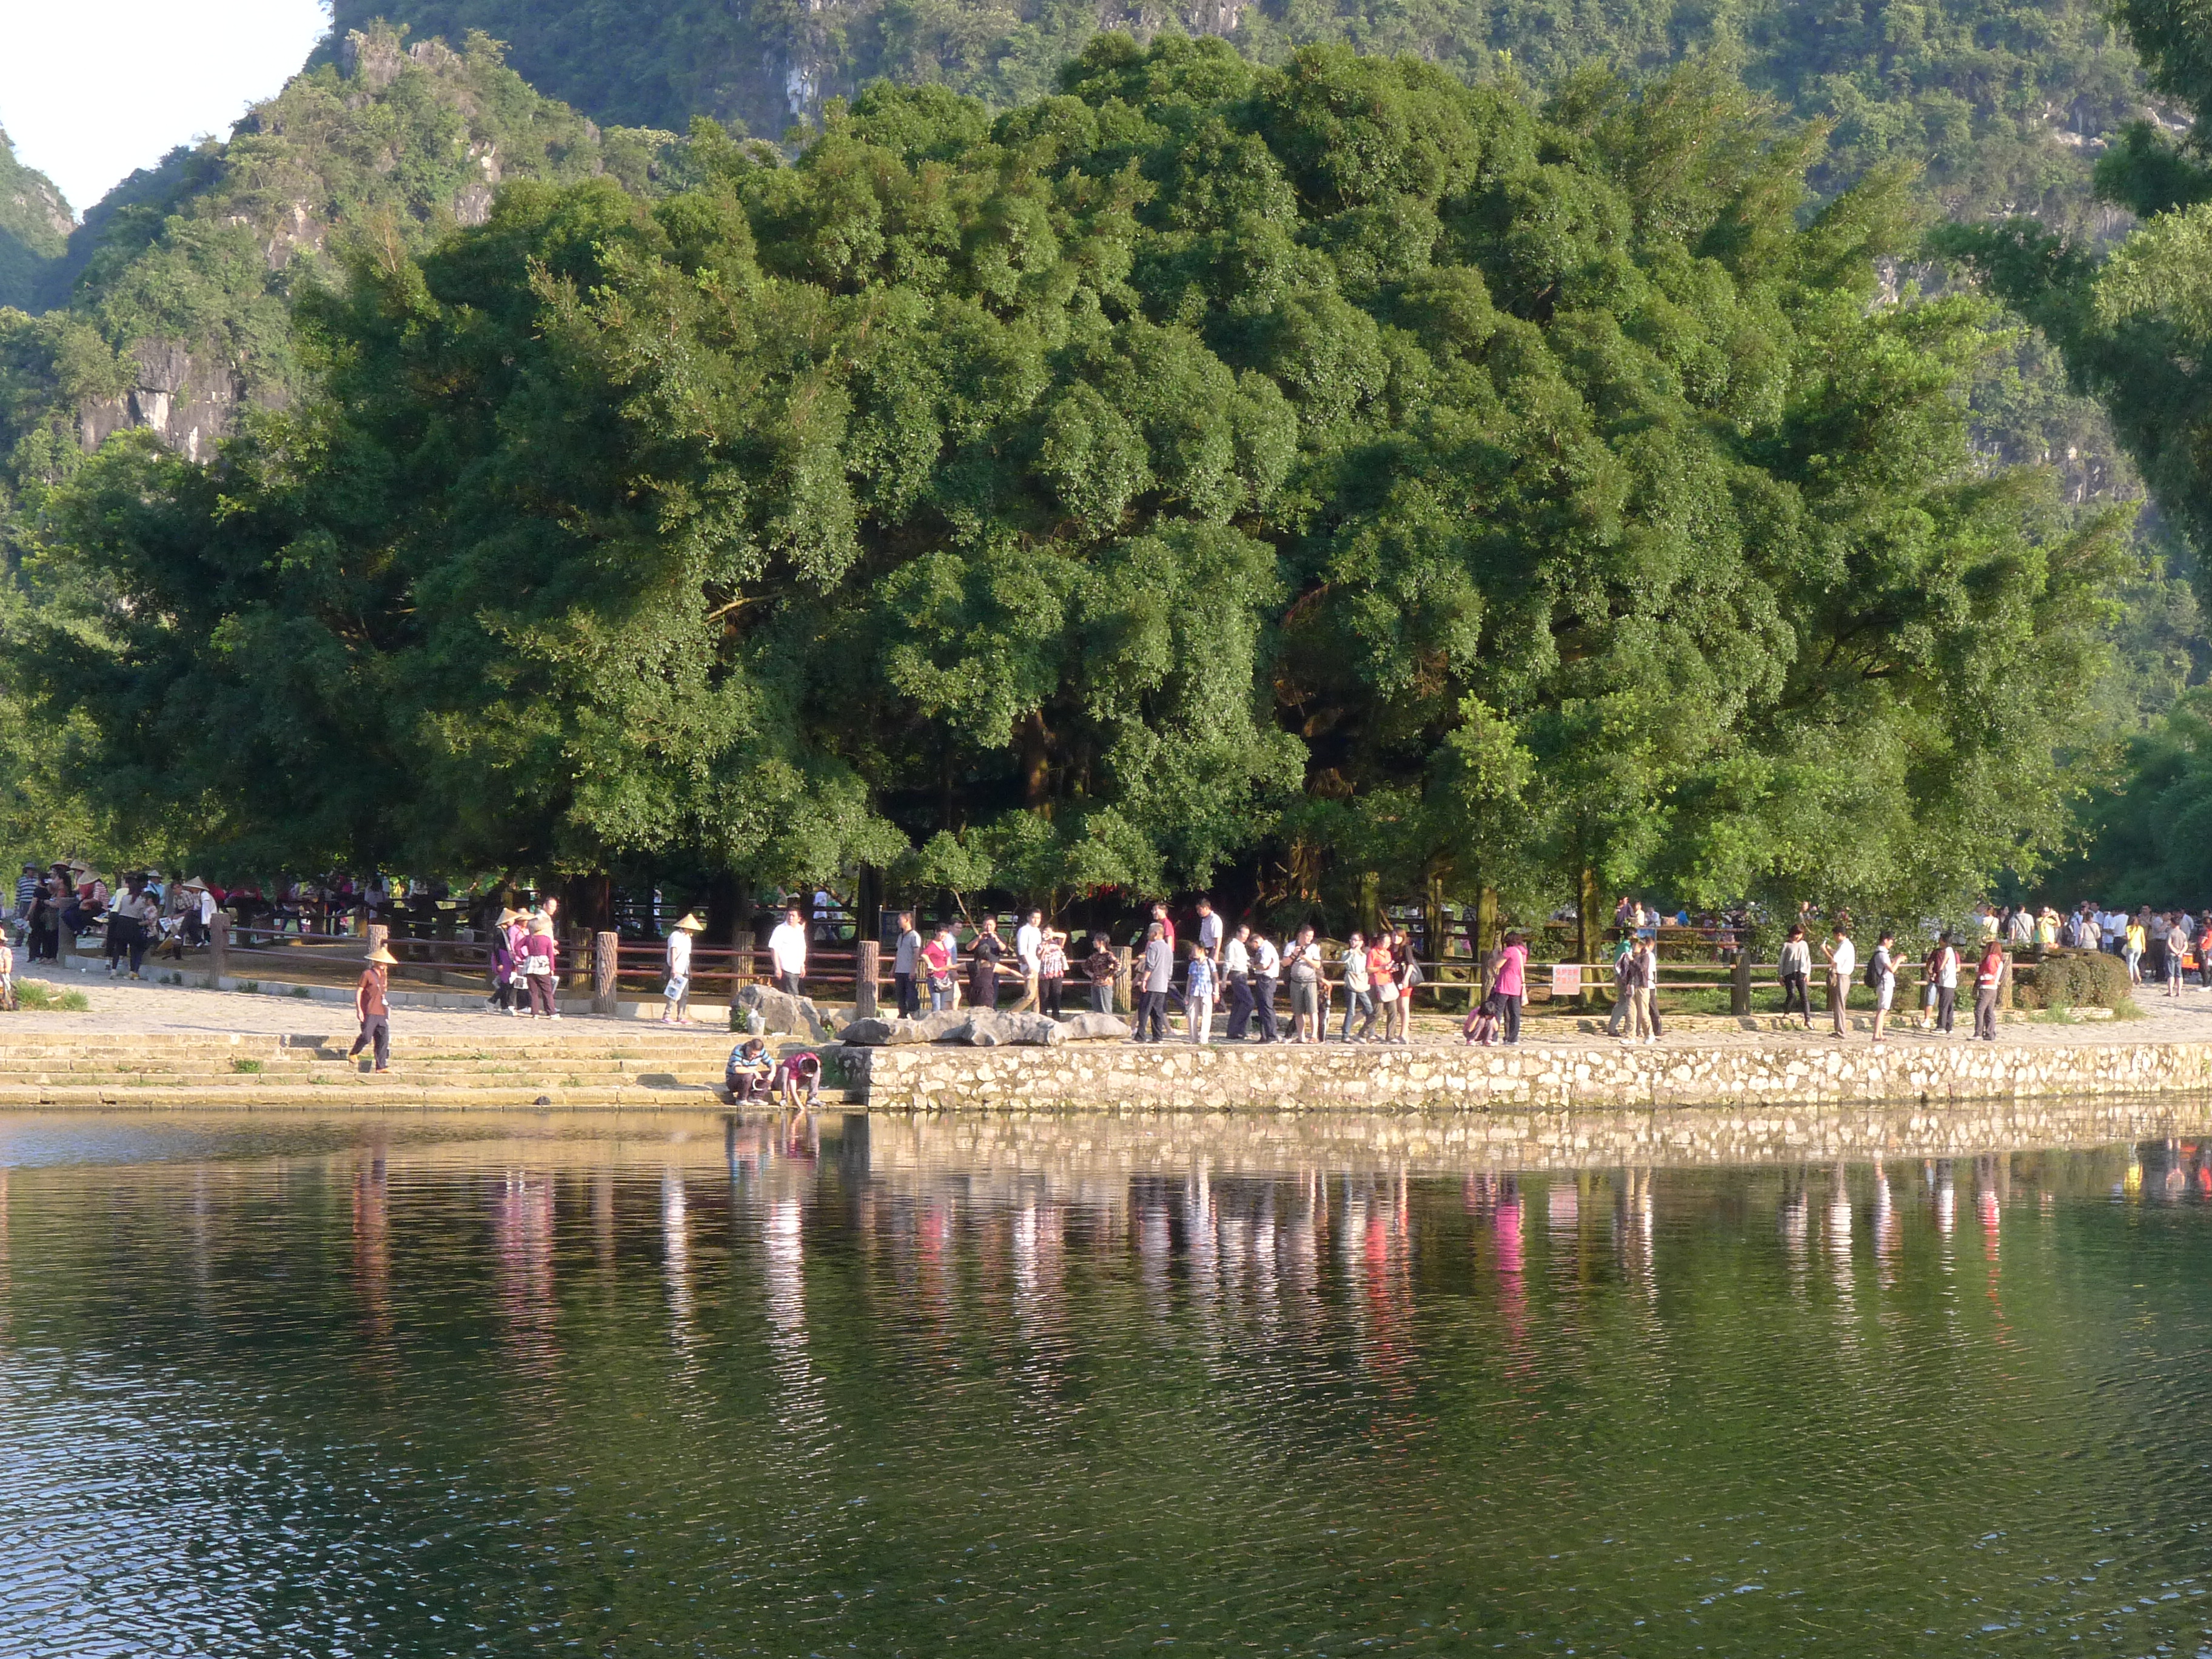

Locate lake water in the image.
[6,1108,2212,1656]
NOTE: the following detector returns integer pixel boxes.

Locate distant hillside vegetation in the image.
[0,26,680,475]
[0,128,70,312]
[330,0,2151,233]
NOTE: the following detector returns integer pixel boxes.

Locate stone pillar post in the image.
[1731,947,1752,1017]
[592,931,619,1016]
[1113,945,1133,1015]
[731,928,755,987]
[856,940,880,1019]
[210,913,229,980]
[366,922,388,959]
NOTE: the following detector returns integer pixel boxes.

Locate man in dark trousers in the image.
[352,944,395,1073]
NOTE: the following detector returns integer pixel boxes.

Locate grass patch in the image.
[2032,1002,2077,1024]
[292,985,312,998]
[238,980,260,994]
[2113,996,2148,1021]
[15,982,90,1012]
[232,1057,264,1074]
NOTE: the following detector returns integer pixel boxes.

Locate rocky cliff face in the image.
[74,339,247,461]
[0,126,71,312]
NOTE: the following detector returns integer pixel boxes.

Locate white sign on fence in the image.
[1550,964,1581,997]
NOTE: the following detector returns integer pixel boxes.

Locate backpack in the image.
[1863,956,1881,990]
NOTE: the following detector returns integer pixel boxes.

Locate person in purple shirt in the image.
[1489,930,1529,1046]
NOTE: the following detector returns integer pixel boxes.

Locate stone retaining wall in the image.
[856,1097,2212,1181]
[839,1034,2212,1113]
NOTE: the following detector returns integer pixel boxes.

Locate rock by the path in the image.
[839,1016,936,1046]
[1056,1011,1130,1042]
[732,984,833,1043]
[950,1008,1067,1047]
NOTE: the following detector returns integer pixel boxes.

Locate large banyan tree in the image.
[16,39,2122,936]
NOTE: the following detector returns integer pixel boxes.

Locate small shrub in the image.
[2022,951,2131,1010]
[292,985,311,998]
[239,980,260,993]
[232,1058,264,1074]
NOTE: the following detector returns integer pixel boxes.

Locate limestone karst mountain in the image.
[0,26,675,466]
[0,126,70,312]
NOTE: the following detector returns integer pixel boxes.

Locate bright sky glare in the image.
[0,0,330,217]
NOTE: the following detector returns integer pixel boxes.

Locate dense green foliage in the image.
[9,43,2124,920]
[1928,0,2212,896]
[2045,692,2212,905]
[0,128,69,314]
[323,0,2198,745]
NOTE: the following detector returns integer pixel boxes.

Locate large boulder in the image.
[838,1016,938,1047]
[1056,1011,1131,1042]
[951,1008,1066,1047]
[732,984,833,1043]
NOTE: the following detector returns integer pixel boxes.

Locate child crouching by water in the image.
[777,1049,822,1107]
[1462,990,1503,1047]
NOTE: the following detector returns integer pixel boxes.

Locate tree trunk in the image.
[706,871,741,943]
[854,863,882,944]
[1577,865,1603,1008]
[565,873,615,936]
[1424,863,1449,977]
[1358,871,1383,941]
[1474,886,1500,964]
[1021,711,1053,809]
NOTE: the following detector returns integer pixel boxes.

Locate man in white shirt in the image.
[1223,925,1254,1039]
[1010,908,1044,1013]
[892,910,923,1018]
[1821,923,1856,1038]
[1249,930,1282,1042]
[767,905,808,995]
[1195,897,1223,964]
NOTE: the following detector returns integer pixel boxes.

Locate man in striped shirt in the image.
[13,865,38,943]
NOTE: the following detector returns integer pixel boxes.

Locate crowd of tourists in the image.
[9,863,221,979]
[867,899,1462,1046]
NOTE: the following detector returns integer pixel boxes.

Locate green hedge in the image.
[2021,950,2132,1010]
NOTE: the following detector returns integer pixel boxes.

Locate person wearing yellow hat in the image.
[664,912,706,1024]
[352,944,397,1071]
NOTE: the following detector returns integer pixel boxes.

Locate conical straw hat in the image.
[366,945,398,965]
[674,912,706,931]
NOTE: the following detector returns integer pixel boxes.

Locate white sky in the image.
[0,0,330,218]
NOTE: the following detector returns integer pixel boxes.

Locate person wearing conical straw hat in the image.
[352,943,397,1073]
[664,912,706,1024]
[487,907,526,1016]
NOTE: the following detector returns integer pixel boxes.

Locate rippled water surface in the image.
[7,1108,2212,1656]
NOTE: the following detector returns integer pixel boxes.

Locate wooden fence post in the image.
[731,928,755,987]
[1113,945,1133,1015]
[1731,947,1752,1017]
[592,931,618,1016]
[856,940,880,1019]
[2000,950,2014,1011]
[210,913,229,980]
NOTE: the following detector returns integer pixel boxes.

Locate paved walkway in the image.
[9,962,2211,1052]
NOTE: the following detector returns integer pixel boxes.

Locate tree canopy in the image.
[10,41,2124,923]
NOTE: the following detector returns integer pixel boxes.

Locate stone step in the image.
[0,1084,735,1108]
[0,1054,735,1078]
